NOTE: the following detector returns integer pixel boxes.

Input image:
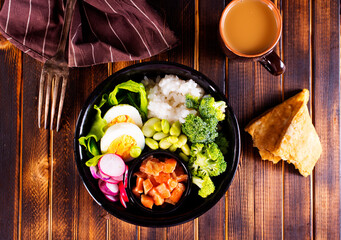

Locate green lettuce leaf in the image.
[108,80,148,120]
[85,154,103,167]
[78,101,107,157]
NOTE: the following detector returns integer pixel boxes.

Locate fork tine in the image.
[56,76,68,132]
[38,71,46,128]
[50,75,61,130]
[44,74,53,129]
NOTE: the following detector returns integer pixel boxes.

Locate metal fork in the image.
[38,0,77,131]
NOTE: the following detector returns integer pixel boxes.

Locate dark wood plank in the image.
[227,0,283,238]
[197,0,226,239]
[253,60,283,240]
[21,55,49,239]
[227,61,257,239]
[0,42,21,240]
[52,65,109,240]
[281,0,312,239]
[312,0,340,239]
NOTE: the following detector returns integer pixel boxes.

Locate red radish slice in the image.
[99,171,111,181]
[105,178,120,184]
[90,166,100,179]
[119,182,129,202]
[98,180,118,196]
[98,154,126,177]
[111,174,123,181]
[123,165,128,188]
[106,182,119,195]
[105,194,119,202]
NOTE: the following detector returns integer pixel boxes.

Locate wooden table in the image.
[0,0,339,239]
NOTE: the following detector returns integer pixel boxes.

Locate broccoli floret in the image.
[189,142,227,177]
[192,175,215,198]
[185,94,200,109]
[182,114,218,143]
[215,133,229,155]
[199,96,227,121]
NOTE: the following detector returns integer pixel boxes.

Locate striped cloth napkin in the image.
[0,0,178,67]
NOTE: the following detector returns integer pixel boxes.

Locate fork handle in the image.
[55,0,77,59]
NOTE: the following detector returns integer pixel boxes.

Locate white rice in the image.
[142,75,205,123]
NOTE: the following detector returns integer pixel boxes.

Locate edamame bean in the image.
[159,138,172,149]
[169,144,177,152]
[179,152,189,161]
[181,143,190,155]
[142,118,160,137]
[170,121,181,136]
[153,121,162,132]
[145,138,159,150]
[153,132,168,141]
[174,134,187,147]
[130,146,142,158]
[161,119,170,134]
[166,136,178,144]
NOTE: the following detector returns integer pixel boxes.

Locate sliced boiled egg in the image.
[100,122,145,162]
[103,104,143,128]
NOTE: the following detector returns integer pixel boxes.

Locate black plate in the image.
[74,61,241,227]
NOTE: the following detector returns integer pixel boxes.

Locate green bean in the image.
[153,121,162,132]
[130,146,142,158]
[142,118,160,137]
[166,136,178,144]
[179,152,189,161]
[181,143,190,155]
[153,132,168,141]
[170,121,181,136]
[161,119,170,134]
[145,138,159,150]
[159,138,172,149]
[169,144,177,152]
[174,134,187,147]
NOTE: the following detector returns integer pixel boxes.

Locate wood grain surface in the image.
[282,0,312,239]
[0,0,339,239]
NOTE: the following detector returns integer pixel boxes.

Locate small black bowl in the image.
[127,150,192,215]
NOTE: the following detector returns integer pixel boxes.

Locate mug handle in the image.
[258,50,285,76]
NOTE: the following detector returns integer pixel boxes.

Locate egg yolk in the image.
[107,134,136,160]
[108,115,135,127]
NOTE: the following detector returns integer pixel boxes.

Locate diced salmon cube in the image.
[166,178,178,192]
[148,187,164,206]
[134,171,148,179]
[168,183,185,203]
[164,198,176,205]
[153,193,164,206]
[140,157,164,176]
[132,188,141,198]
[147,187,157,197]
[141,194,154,209]
[143,179,153,195]
[163,158,177,173]
[155,183,171,199]
[147,175,159,186]
[134,177,144,194]
[154,172,171,184]
[176,174,188,183]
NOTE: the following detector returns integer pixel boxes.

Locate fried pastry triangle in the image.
[245,89,322,177]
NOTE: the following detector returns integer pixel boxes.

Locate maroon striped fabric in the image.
[0,0,178,67]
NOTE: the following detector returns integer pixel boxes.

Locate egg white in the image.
[103,104,143,128]
[100,122,145,156]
